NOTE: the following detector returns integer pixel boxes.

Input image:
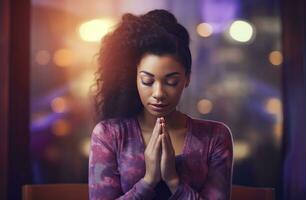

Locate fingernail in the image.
[160,117,165,124]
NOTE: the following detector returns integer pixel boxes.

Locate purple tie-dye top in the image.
[89,115,233,200]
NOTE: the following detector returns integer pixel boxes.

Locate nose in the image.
[152,83,166,102]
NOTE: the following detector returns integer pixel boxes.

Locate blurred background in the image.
[30,0,282,194]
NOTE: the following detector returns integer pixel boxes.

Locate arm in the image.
[88,122,156,200]
[169,124,234,200]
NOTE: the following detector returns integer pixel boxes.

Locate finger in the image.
[161,134,168,155]
[162,122,173,147]
[147,118,161,149]
[152,122,163,149]
[160,117,165,124]
[152,118,162,141]
[161,123,175,156]
[154,134,163,157]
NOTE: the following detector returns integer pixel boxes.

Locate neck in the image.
[137,109,186,131]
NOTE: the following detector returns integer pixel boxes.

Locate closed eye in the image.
[141,80,153,86]
[141,77,154,85]
[166,78,179,86]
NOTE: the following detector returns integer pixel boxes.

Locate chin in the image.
[147,107,176,118]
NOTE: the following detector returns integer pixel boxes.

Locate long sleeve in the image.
[88,122,156,200]
[169,124,233,200]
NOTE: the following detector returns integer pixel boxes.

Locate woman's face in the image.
[137,54,190,117]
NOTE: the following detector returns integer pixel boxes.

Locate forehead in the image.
[137,54,185,75]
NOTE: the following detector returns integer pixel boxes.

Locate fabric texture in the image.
[89,115,233,200]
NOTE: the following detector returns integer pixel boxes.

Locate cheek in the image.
[137,81,150,100]
[169,85,185,101]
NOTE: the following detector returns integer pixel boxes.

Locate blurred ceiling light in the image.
[197,23,213,37]
[35,50,51,66]
[197,99,213,115]
[234,140,251,161]
[51,97,67,113]
[265,98,282,120]
[80,138,91,157]
[229,20,255,43]
[52,119,71,137]
[79,18,116,42]
[269,51,283,66]
[53,48,74,67]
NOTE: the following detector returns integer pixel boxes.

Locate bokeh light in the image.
[53,48,74,67]
[197,23,213,37]
[234,140,251,161]
[269,51,283,66]
[51,97,68,113]
[80,138,91,157]
[229,20,255,43]
[35,50,51,65]
[79,18,116,42]
[197,99,213,115]
[274,122,283,146]
[52,119,71,137]
[265,97,282,115]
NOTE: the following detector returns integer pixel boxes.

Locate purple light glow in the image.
[200,0,238,33]
[31,112,66,133]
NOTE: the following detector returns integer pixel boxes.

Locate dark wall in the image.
[281,0,306,199]
[0,0,32,200]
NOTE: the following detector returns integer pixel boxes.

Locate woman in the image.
[89,9,233,200]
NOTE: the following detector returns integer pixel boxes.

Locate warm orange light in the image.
[51,97,67,113]
[52,119,71,137]
[35,50,51,65]
[265,98,282,115]
[80,138,91,157]
[197,99,213,114]
[234,140,251,161]
[79,18,116,42]
[269,51,283,66]
[53,48,74,67]
[273,122,283,147]
[197,23,213,37]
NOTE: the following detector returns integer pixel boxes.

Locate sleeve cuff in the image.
[134,178,156,199]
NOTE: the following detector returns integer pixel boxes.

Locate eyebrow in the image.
[139,71,181,77]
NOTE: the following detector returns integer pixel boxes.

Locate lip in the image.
[149,103,169,111]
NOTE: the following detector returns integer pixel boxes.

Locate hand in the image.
[143,118,163,188]
[160,119,180,193]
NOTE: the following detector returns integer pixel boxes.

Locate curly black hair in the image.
[93,9,192,122]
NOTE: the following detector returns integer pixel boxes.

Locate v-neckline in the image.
[134,114,192,158]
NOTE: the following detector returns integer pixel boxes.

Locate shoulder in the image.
[188,116,233,142]
[91,117,135,139]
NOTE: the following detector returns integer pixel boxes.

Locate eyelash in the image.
[141,80,178,87]
[141,81,153,86]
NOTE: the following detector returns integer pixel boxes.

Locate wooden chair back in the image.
[22,184,89,200]
[231,185,275,200]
